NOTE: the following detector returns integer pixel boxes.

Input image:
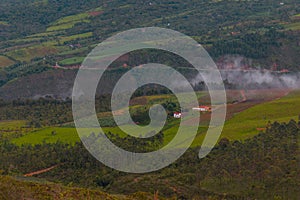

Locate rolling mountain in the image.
[0,0,299,99]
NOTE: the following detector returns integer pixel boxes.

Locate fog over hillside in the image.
[192,55,300,89]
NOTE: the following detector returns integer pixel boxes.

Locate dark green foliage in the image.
[210,30,284,59]
[0,96,112,127]
[0,0,104,40]
[0,121,298,199]
[0,0,299,70]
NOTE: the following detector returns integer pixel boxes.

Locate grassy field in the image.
[11,126,129,146]
[10,36,44,44]
[10,91,300,147]
[0,120,36,140]
[47,21,90,32]
[284,22,300,31]
[0,120,27,130]
[46,13,90,32]
[59,32,93,43]
[5,45,58,62]
[0,56,14,68]
[26,31,60,39]
[11,127,79,145]
[59,57,85,65]
[220,91,300,140]
[292,13,300,19]
[52,13,90,26]
[0,21,9,26]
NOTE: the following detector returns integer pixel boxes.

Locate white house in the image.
[173,112,182,118]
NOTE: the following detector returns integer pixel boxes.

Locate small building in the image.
[193,106,212,112]
[280,69,289,73]
[173,112,182,118]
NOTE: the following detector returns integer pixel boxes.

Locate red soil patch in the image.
[257,128,267,131]
[88,11,104,16]
[24,165,59,177]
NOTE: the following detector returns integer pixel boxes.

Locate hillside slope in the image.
[0,176,159,200]
[0,0,299,99]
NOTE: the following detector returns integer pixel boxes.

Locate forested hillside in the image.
[0,1,299,199]
[0,176,161,200]
[0,0,300,99]
[0,121,299,199]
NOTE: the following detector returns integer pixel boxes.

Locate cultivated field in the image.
[10,89,299,147]
[0,56,14,68]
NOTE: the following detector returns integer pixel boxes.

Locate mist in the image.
[192,55,300,89]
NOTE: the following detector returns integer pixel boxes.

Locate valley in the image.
[0,0,299,199]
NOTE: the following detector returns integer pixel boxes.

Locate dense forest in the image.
[0,0,299,99]
[0,120,299,199]
[0,0,299,41]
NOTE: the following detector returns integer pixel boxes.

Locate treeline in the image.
[0,98,73,127]
[0,94,180,127]
[0,96,109,127]
[0,120,299,199]
[0,61,50,87]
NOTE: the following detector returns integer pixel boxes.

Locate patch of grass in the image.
[11,119,192,146]
[46,13,90,32]
[27,31,60,38]
[0,56,15,68]
[11,127,79,145]
[11,126,127,146]
[163,123,208,148]
[10,37,43,44]
[5,45,58,62]
[284,22,300,31]
[0,120,27,130]
[0,21,9,26]
[59,57,85,65]
[0,120,35,140]
[47,20,90,32]
[59,32,93,43]
[47,23,74,32]
[118,4,132,9]
[52,13,90,26]
[220,91,300,140]
[292,13,300,18]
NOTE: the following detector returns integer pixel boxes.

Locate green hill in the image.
[0,0,299,98]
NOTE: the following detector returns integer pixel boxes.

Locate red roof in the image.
[199,106,211,109]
